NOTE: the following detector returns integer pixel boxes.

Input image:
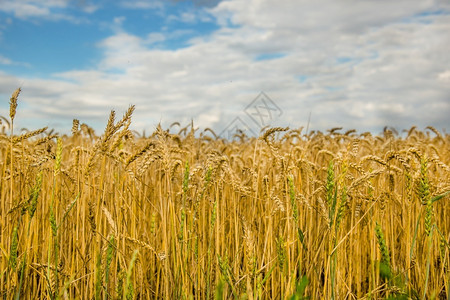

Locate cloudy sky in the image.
[0,0,449,136]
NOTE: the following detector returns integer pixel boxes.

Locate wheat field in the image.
[0,88,449,299]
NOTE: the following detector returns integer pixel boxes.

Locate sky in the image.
[0,0,449,137]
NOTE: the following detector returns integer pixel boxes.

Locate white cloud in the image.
[0,1,52,19]
[0,0,92,23]
[146,32,166,44]
[438,70,450,82]
[119,0,164,10]
[0,54,31,67]
[0,55,12,65]
[1,0,449,135]
[171,11,197,23]
[0,71,22,90]
[79,3,99,13]
[166,8,214,24]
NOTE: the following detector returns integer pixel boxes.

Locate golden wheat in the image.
[0,89,449,299]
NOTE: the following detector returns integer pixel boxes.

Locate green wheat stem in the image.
[95,252,102,300]
[104,235,115,300]
[206,200,217,300]
[375,222,391,281]
[179,161,189,241]
[422,226,434,300]
[125,250,138,299]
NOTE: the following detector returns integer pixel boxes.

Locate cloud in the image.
[0,1,53,19]
[167,11,197,23]
[166,8,214,24]
[121,0,216,24]
[73,0,100,13]
[1,0,449,135]
[170,0,224,8]
[0,0,93,23]
[0,55,13,65]
[147,32,166,44]
[119,0,164,10]
[438,70,450,82]
[0,54,31,67]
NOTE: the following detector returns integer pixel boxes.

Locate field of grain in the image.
[0,88,449,299]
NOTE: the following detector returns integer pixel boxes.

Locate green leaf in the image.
[431,190,450,204]
[379,261,392,280]
[289,275,309,300]
[297,228,308,251]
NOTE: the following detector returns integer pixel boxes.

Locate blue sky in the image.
[0,0,449,136]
